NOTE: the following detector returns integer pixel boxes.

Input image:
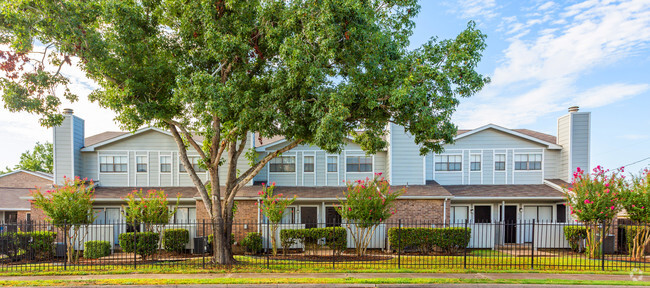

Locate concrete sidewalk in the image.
[0,272,647,282]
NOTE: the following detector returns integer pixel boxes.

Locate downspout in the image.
[443,198,447,228]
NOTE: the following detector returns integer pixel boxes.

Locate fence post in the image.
[63,220,67,271]
[464,219,468,270]
[202,219,206,269]
[266,221,270,269]
[134,227,137,270]
[530,219,535,270]
[332,226,336,270]
[398,219,401,270]
[601,221,605,271]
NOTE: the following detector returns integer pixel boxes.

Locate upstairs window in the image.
[180,157,206,173]
[99,156,127,172]
[435,155,462,171]
[136,156,147,172]
[515,154,542,170]
[160,156,171,173]
[494,154,506,171]
[303,156,314,172]
[346,156,372,172]
[327,156,338,172]
[270,156,296,172]
[470,155,481,171]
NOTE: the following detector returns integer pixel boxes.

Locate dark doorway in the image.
[4,212,18,233]
[500,205,517,244]
[325,207,342,227]
[300,207,318,229]
[474,205,492,223]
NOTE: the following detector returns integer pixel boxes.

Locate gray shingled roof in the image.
[0,188,32,210]
[444,184,566,199]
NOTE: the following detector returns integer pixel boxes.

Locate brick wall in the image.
[0,172,52,188]
[196,199,259,242]
[391,199,449,225]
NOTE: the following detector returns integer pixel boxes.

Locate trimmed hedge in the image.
[0,231,57,261]
[563,226,587,252]
[163,229,189,253]
[280,227,347,255]
[118,232,159,259]
[84,241,111,259]
[241,232,263,254]
[387,227,470,255]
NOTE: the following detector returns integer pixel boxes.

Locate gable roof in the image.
[455,124,561,149]
[444,183,566,200]
[82,127,172,151]
[0,188,32,210]
[0,169,53,181]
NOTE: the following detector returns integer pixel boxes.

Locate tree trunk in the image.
[212,217,237,265]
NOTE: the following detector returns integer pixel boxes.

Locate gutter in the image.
[451,196,566,201]
[196,195,455,201]
[0,208,31,211]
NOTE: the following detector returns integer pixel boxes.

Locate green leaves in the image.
[122,189,179,229]
[336,174,403,228]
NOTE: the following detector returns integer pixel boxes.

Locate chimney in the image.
[557,106,591,182]
[53,109,85,184]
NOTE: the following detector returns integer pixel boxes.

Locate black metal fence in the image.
[0,220,647,272]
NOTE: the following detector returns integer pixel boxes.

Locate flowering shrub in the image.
[336,173,403,256]
[621,168,650,259]
[566,166,626,258]
[31,176,95,263]
[257,182,296,255]
[122,189,178,233]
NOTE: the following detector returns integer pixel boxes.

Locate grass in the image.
[2,277,650,287]
[0,254,647,276]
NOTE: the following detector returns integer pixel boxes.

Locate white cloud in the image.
[455,0,650,128]
[453,0,498,20]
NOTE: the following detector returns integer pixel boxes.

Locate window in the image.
[160,156,171,173]
[470,155,481,171]
[474,205,492,223]
[303,156,314,172]
[515,154,542,170]
[172,207,196,224]
[435,155,462,171]
[99,156,127,172]
[346,156,372,172]
[180,157,206,173]
[556,204,567,223]
[263,207,295,224]
[270,156,296,172]
[136,156,147,172]
[494,154,506,171]
[327,156,338,172]
[451,206,469,224]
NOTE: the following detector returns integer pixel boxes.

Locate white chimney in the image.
[557,106,591,182]
[53,108,85,184]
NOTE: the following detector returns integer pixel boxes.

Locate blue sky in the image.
[1,0,649,173]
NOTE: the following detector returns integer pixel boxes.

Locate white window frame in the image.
[326,155,338,173]
[435,154,463,172]
[303,155,315,173]
[179,156,206,173]
[160,155,172,174]
[135,155,148,173]
[345,155,373,173]
[450,205,470,225]
[514,153,543,171]
[269,155,297,173]
[470,154,482,172]
[494,153,506,172]
[99,155,128,173]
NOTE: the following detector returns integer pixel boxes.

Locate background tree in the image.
[0,0,489,264]
[566,166,626,258]
[336,173,403,256]
[257,182,296,256]
[122,189,179,233]
[30,176,95,263]
[0,142,53,174]
[621,168,650,260]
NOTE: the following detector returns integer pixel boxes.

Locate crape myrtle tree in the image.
[621,168,650,260]
[0,0,489,264]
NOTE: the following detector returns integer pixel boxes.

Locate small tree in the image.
[566,166,626,258]
[258,182,296,256]
[336,173,403,256]
[122,189,178,233]
[30,176,95,263]
[621,168,650,260]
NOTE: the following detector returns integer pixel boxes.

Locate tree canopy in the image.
[1,0,489,264]
[1,142,53,174]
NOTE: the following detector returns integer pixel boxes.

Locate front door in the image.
[500,205,517,244]
[300,207,318,229]
[523,206,553,242]
[325,207,342,227]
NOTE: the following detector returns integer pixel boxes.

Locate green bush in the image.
[388,227,470,255]
[84,241,111,259]
[118,232,159,260]
[16,231,57,260]
[563,226,587,252]
[163,229,189,253]
[241,232,263,254]
[280,227,347,255]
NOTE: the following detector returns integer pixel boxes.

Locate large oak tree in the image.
[1,0,489,264]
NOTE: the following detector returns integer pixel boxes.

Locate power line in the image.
[616,156,650,170]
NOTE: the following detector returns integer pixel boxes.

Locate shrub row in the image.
[0,231,57,261]
[240,232,263,254]
[563,226,587,252]
[163,229,190,253]
[84,241,111,259]
[387,227,470,255]
[118,232,159,259]
[280,227,347,255]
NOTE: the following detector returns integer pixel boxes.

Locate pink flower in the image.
[262,182,266,186]
[605,183,610,188]
[368,196,372,200]
[584,199,591,204]
[272,182,276,186]
[258,191,263,196]
[633,204,636,208]
[348,207,352,211]
[610,206,615,210]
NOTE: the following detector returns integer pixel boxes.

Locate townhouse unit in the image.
[30,106,589,248]
[0,170,53,230]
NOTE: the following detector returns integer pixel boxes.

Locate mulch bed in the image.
[264,254,394,262]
